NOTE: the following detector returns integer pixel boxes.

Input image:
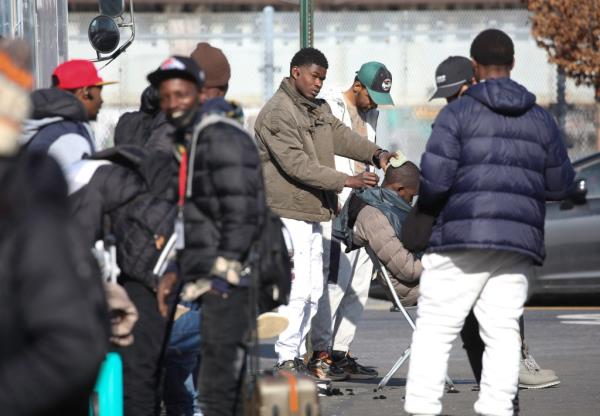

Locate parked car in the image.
[529,152,600,297]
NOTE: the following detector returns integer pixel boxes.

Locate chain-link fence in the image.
[69,9,597,160]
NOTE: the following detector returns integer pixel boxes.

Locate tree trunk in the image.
[596,86,600,151]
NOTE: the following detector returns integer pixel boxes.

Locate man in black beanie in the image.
[404,29,574,416]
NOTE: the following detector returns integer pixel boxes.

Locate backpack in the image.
[333,187,412,253]
[189,114,292,312]
[25,119,95,154]
[250,208,292,313]
[332,192,367,253]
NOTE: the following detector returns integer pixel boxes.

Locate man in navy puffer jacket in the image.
[404,29,574,416]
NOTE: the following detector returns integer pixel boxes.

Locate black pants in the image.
[461,311,524,414]
[118,279,168,416]
[197,288,250,416]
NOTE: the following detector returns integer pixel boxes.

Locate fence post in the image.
[299,0,314,48]
[262,5,275,103]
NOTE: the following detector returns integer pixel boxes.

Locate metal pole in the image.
[262,5,274,103]
[33,0,68,87]
[299,0,314,48]
[556,66,568,145]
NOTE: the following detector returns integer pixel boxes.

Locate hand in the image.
[156,271,178,318]
[379,151,394,171]
[104,282,138,347]
[345,172,379,189]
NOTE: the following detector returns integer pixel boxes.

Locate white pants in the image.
[275,219,324,363]
[311,221,373,353]
[405,250,530,416]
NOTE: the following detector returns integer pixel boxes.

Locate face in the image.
[353,82,377,112]
[79,86,103,121]
[386,183,419,205]
[200,85,227,105]
[291,64,327,100]
[158,78,201,121]
[445,82,473,104]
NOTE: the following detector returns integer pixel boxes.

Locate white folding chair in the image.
[365,247,456,392]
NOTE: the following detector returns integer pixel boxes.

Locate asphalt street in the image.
[259,299,600,416]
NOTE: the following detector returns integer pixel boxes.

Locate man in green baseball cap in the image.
[356,61,395,106]
[310,60,395,381]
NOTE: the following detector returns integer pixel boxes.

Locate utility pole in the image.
[299,0,314,48]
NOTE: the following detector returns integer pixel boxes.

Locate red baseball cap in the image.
[52,59,117,90]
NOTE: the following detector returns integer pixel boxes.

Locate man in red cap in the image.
[22,59,116,171]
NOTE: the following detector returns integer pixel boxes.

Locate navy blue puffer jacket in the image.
[419,78,574,264]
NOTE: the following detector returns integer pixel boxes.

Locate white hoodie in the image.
[320,89,379,204]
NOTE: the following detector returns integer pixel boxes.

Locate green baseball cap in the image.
[356,61,394,106]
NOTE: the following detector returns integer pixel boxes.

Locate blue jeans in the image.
[164,302,202,416]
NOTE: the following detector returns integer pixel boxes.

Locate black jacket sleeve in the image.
[401,203,437,254]
[199,123,265,262]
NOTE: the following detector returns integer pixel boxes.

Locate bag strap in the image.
[187,114,252,198]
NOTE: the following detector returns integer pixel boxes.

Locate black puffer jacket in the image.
[0,150,108,415]
[178,99,266,282]
[70,146,178,289]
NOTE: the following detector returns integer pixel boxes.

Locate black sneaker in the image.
[333,352,378,380]
[308,352,348,382]
[274,359,331,385]
[275,359,296,372]
[294,358,332,386]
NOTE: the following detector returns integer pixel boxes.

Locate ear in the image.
[509,57,515,71]
[73,88,85,100]
[352,80,363,93]
[81,87,92,100]
[471,59,481,80]
[290,66,300,80]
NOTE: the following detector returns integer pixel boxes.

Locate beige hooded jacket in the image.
[353,205,422,306]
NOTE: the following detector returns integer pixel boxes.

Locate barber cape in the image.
[332,187,412,252]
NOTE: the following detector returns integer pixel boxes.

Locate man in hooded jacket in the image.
[404,29,574,416]
[21,59,115,171]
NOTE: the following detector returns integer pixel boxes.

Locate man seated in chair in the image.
[334,157,421,307]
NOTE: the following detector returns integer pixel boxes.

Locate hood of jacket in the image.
[465,77,536,117]
[198,97,244,124]
[20,88,89,145]
[31,88,88,121]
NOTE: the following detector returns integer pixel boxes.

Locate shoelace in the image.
[522,354,541,372]
[345,354,361,365]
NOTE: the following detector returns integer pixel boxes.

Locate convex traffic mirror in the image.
[88,15,120,54]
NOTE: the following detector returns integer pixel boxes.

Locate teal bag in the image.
[89,352,123,416]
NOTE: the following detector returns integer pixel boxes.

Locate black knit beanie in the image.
[470,29,514,66]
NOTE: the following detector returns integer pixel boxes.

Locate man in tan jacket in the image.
[254,47,392,378]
